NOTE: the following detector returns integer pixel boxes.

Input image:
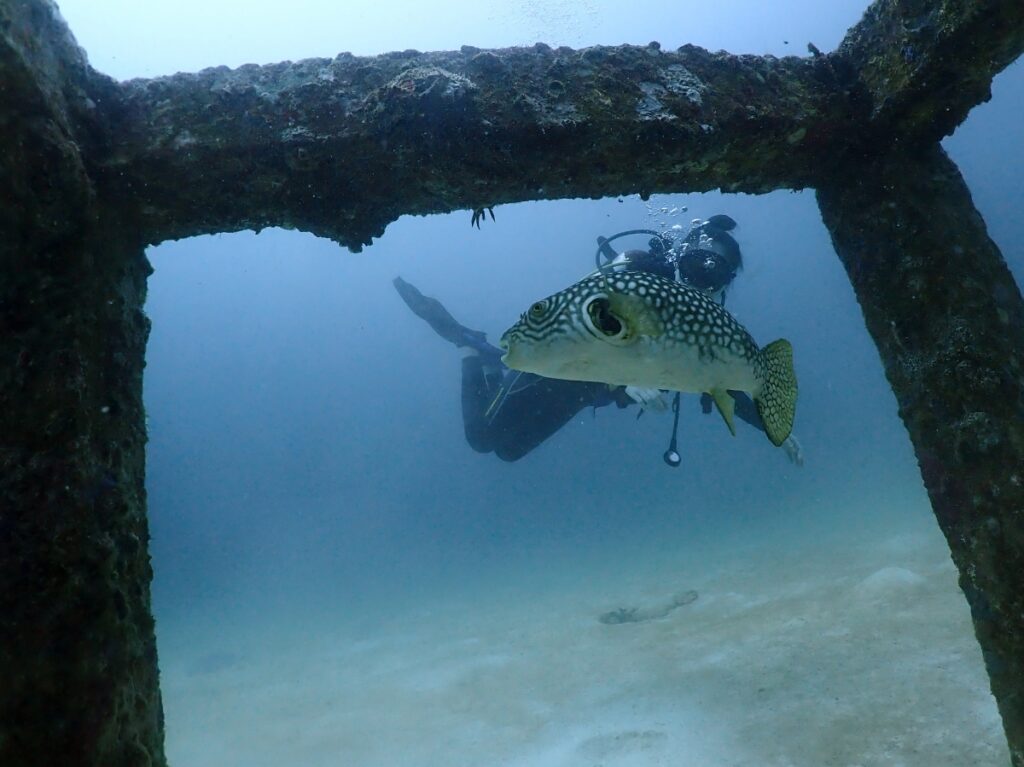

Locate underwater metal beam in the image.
[834,0,1024,142]
[0,2,166,766]
[817,146,1024,767]
[77,0,1024,254]
[101,44,853,251]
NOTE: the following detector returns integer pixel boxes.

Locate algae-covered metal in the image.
[2,0,1023,764]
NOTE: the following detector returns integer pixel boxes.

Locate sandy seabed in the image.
[158,512,1010,767]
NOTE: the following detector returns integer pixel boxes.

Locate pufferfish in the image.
[499,270,798,446]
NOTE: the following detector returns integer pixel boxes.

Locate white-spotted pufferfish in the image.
[499,270,797,446]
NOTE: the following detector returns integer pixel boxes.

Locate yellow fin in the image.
[709,388,736,436]
[754,339,798,446]
[607,292,663,337]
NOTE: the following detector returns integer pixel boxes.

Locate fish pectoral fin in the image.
[607,292,663,337]
[709,388,736,436]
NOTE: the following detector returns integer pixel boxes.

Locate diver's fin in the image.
[709,388,736,436]
[607,292,664,337]
[753,339,798,447]
[393,276,487,349]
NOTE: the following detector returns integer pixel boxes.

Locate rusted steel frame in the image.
[1,3,165,766]
[817,147,1024,767]
[100,44,849,250]
[834,0,1024,141]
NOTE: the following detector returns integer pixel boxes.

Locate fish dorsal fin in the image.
[607,291,664,337]
[709,388,736,436]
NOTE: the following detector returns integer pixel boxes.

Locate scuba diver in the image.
[393,215,804,466]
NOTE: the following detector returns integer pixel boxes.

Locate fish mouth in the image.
[498,333,521,368]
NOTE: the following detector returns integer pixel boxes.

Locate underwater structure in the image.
[1,0,1022,764]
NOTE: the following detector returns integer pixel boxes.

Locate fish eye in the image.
[586,297,624,337]
[529,301,546,317]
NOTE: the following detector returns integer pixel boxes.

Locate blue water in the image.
[144,192,880,612]
[55,1,1024,763]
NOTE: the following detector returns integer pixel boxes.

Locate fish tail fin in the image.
[754,339,798,447]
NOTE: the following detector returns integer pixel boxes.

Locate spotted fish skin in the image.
[500,270,798,445]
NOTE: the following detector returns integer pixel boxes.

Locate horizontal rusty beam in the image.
[97,44,851,250]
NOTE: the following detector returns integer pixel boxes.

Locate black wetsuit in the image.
[460,359,767,462]
[460,353,631,462]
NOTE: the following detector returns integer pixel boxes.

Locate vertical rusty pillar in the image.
[817,146,1024,767]
[0,222,165,766]
[1,4,166,763]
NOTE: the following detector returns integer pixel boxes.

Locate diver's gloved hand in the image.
[624,386,670,412]
[782,434,804,467]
